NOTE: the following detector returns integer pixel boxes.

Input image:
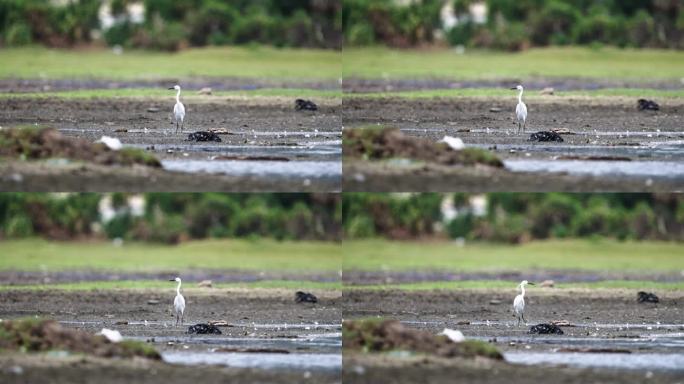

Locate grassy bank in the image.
[343,239,684,273]
[0,238,341,272]
[0,280,341,291]
[343,47,684,80]
[0,88,342,99]
[343,88,684,99]
[1,46,341,80]
[346,280,684,291]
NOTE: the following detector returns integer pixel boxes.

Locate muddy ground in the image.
[343,97,684,191]
[0,96,341,191]
[0,288,341,384]
[342,288,684,384]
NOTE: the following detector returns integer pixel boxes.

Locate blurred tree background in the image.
[0,193,341,243]
[343,0,683,50]
[0,0,341,50]
[343,193,684,243]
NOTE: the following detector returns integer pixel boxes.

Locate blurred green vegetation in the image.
[0,46,341,80]
[342,239,684,272]
[343,47,684,80]
[0,0,341,50]
[0,193,341,243]
[344,0,683,50]
[0,238,341,272]
[343,193,684,243]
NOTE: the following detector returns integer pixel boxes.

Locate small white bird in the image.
[169,277,185,326]
[96,136,122,151]
[98,328,123,343]
[510,85,527,133]
[168,85,185,133]
[439,136,465,151]
[439,328,465,343]
[513,280,534,326]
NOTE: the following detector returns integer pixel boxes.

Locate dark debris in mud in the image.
[295,99,318,111]
[343,318,503,359]
[295,291,318,303]
[187,323,223,334]
[529,131,564,142]
[343,126,503,167]
[0,318,161,359]
[529,323,564,335]
[637,99,660,111]
[187,131,222,142]
[0,126,161,167]
[637,291,659,303]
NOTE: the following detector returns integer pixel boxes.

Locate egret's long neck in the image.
[519,284,525,297]
[518,89,524,103]
[176,89,181,103]
[176,280,182,295]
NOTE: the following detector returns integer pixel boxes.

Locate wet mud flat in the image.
[0,96,341,191]
[343,97,684,191]
[342,288,684,384]
[0,288,342,384]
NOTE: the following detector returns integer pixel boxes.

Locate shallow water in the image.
[161,159,341,179]
[505,351,684,372]
[504,159,684,179]
[162,351,342,371]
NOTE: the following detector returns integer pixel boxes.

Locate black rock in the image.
[637,99,659,111]
[529,131,564,142]
[295,99,318,111]
[188,131,222,142]
[637,291,659,303]
[529,323,564,334]
[295,291,318,303]
[187,323,222,334]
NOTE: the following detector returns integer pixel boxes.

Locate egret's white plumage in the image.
[511,85,527,133]
[439,136,465,151]
[96,136,122,151]
[97,328,123,343]
[169,85,185,133]
[439,328,465,343]
[170,277,185,326]
[513,280,534,326]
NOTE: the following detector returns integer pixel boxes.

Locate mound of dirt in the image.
[0,318,161,359]
[343,126,503,167]
[0,126,161,167]
[343,318,503,359]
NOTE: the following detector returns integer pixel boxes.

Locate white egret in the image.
[169,277,185,326]
[513,280,535,326]
[168,85,185,133]
[510,85,527,133]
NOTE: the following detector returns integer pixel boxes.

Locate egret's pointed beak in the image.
[168,87,174,90]
[528,282,536,285]
[169,279,175,281]
[510,87,517,90]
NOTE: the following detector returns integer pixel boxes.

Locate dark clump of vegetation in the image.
[343,193,684,243]
[344,0,683,50]
[1,0,341,50]
[0,193,341,243]
[343,318,503,359]
[0,126,161,168]
[343,126,503,167]
[0,318,160,359]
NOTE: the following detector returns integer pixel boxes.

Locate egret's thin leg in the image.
[522,313,527,325]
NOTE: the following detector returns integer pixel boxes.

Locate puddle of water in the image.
[162,351,341,372]
[161,160,341,179]
[504,351,684,372]
[504,159,684,179]
[130,333,342,353]
[132,143,341,157]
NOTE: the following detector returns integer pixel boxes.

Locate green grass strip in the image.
[346,280,684,291]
